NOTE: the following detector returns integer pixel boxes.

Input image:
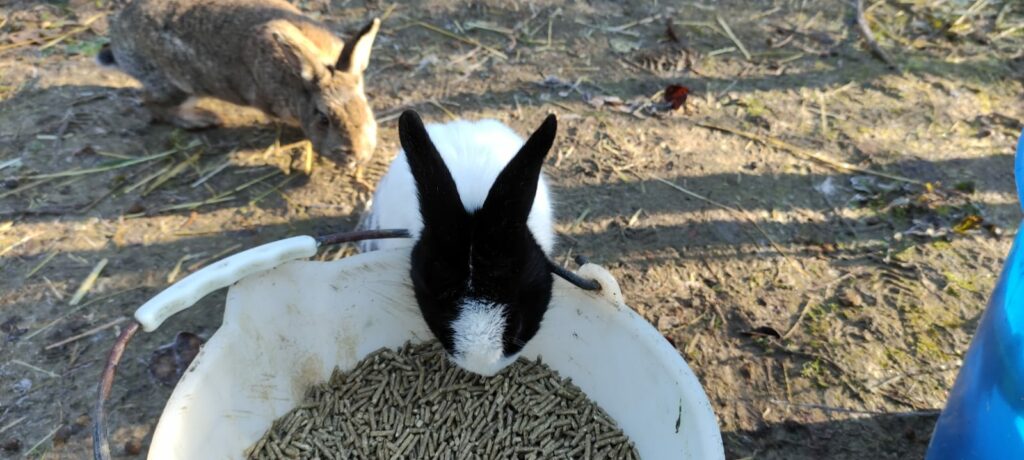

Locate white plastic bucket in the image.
[132,237,723,459]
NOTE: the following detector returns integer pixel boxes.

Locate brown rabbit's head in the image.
[304,71,376,167]
[273,19,380,167]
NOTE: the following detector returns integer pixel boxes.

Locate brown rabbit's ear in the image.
[265,21,328,86]
[336,18,380,74]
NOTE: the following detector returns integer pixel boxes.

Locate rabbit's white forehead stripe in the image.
[450,299,509,375]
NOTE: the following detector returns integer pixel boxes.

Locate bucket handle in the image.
[134,235,315,332]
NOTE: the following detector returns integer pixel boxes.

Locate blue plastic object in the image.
[926,130,1024,459]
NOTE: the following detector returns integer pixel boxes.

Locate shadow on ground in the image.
[724,410,939,460]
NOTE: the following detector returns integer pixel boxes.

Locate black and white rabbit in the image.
[361,110,558,376]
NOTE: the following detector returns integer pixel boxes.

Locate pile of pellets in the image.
[247,341,638,459]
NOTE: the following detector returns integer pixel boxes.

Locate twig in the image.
[414,21,508,60]
[377,102,432,123]
[782,273,855,339]
[167,253,204,284]
[428,100,458,120]
[652,176,806,275]
[140,195,235,216]
[190,158,232,188]
[45,317,127,350]
[571,207,591,231]
[697,257,729,328]
[24,425,61,457]
[54,109,74,153]
[546,14,554,47]
[695,121,922,184]
[274,140,313,154]
[949,0,989,32]
[381,3,399,22]
[139,169,279,216]
[142,151,202,196]
[0,206,80,217]
[0,13,102,53]
[0,158,22,171]
[854,0,898,69]
[716,16,752,60]
[27,141,200,179]
[758,399,940,417]
[994,27,1022,43]
[122,163,173,194]
[0,234,32,257]
[93,322,141,460]
[0,416,27,435]
[464,20,515,37]
[42,276,65,301]
[23,287,142,342]
[68,258,108,306]
[751,6,783,20]
[217,170,281,198]
[186,243,242,272]
[9,359,59,378]
[80,179,128,213]
[707,46,737,57]
[818,90,829,138]
[249,174,299,206]
[24,250,59,279]
[303,141,314,175]
[0,177,56,199]
[782,363,792,401]
[868,363,958,390]
[782,297,814,340]
[606,14,663,33]
[39,13,105,50]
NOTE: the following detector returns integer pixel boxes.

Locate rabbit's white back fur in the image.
[365,119,555,253]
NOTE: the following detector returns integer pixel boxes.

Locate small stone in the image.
[1,439,21,452]
[13,378,31,393]
[124,438,144,456]
[53,425,73,445]
[148,347,179,387]
[656,315,680,330]
[125,202,146,214]
[839,288,864,308]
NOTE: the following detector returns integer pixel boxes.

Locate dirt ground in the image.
[1,0,1023,458]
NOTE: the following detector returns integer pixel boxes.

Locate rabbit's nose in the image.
[333,149,358,168]
[347,144,376,166]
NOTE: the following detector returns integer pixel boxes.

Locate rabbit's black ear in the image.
[479,114,557,227]
[399,111,467,231]
[337,18,380,74]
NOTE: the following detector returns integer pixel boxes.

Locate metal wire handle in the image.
[548,255,602,291]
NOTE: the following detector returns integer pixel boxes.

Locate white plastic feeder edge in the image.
[132,238,724,460]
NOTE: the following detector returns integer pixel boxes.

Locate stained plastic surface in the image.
[926,131,1024,459]
[140,248,724,460]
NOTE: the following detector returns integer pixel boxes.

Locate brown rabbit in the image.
[99,0,380,166]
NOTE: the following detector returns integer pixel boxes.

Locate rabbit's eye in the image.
[316,112,330,129]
